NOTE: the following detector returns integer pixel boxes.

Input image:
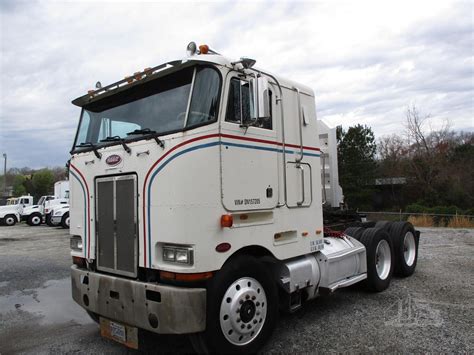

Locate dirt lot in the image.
[0,224,473,354]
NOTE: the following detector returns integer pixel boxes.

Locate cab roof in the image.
[72,51,314,108]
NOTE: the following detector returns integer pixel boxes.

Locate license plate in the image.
[100,317,138,349]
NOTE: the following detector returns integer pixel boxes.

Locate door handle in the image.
[297,165,305,206]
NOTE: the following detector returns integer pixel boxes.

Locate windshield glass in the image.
[73,66,221,149]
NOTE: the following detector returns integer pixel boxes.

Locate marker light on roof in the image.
[199,44,209,54]
[187,41,197,56]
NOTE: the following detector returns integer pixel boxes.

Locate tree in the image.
[338,124,377,209]
[377,105,473,210]
[12,175,27,196]
[31,169,54,201]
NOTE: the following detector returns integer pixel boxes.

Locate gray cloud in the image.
[0,0,472,168]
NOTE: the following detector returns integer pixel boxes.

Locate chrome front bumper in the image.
[51,216,62,224]
[71,265,207,334]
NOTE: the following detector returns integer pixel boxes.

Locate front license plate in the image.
[100,317,138,349]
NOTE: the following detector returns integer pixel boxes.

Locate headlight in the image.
[54,210,62,216]
[70,235,83,251]
[163,245,193,265]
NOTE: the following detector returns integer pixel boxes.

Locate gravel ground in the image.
[0,224,472,354]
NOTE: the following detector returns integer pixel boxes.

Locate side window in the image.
[225,77,272,130]
[76,111,90,145]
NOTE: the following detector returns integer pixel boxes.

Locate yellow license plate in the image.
[100,317,138,349]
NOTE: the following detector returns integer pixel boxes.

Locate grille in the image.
[96,175,137,277]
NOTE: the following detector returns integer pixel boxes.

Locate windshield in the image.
[73,66,221,149]
[38,196,45,205]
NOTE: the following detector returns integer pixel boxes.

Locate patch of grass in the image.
[408,215,434,227]
[447,216,474,228]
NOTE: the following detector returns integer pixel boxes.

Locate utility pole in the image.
[2,153,6,197]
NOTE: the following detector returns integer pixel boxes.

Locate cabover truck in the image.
[69,42,420,353]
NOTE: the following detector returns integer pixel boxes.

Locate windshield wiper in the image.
[100,136,132,154]
[77,142,102,159]
[127,128,164,149]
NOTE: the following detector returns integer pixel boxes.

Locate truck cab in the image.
[69,43,419,353]
[0,195,33,226]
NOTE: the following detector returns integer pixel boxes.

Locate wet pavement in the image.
[0,224,473,354]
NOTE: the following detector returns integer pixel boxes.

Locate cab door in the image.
[285,89,312,207]
[220,74,279,211]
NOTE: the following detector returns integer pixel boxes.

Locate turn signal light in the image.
[72,256,86,269]
[160,271,213,282]
[199,44,209,54]
[220,214,233,228]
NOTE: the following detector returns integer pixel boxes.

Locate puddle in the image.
[0,278,93,325]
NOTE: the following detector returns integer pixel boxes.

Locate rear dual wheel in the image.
[359,228,394,292]
[344,226,364,241]
[3,214,17,226]
[389,221,418,277]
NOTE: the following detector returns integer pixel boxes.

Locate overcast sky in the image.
[0,0,472,168]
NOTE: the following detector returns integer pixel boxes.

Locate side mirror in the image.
[250,75,270,119]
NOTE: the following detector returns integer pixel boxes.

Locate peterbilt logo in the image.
[105,154,122,166]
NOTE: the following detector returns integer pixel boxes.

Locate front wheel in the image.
[196,255,278,354]
[61,212,70,229]
[45,213,54,227]
[27,213,42,226]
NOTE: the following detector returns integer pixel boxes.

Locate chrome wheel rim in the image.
[403,232,416,266]
[375,239,391,280]
[65,217,70,227]
[220,277,267,346]
[5,217,15,225]
[32,216,41,225]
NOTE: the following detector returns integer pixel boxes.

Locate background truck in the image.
[68,43,420,353]
[21,195,55,226]
[50,204,70,229]
[0,195,33,226]
[54,180,70,200]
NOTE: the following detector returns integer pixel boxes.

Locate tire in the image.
[375,220,392,232]
[45,213,54,227]
[195,255,278,354]
[344,226,365,241]
[4,214,17,226]
[61,212,70,229]
[389,221,418,277]
[27,213,42,226]
[359,228,394,292]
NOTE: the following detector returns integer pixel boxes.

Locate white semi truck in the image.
[69,43,420,353]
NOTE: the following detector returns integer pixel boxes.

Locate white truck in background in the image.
[50,204,70,229]
[69,43,420,353]
[22,181,70,226]
[0,195,34,226]
[54,180,70,200]
[21,195,55,226]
